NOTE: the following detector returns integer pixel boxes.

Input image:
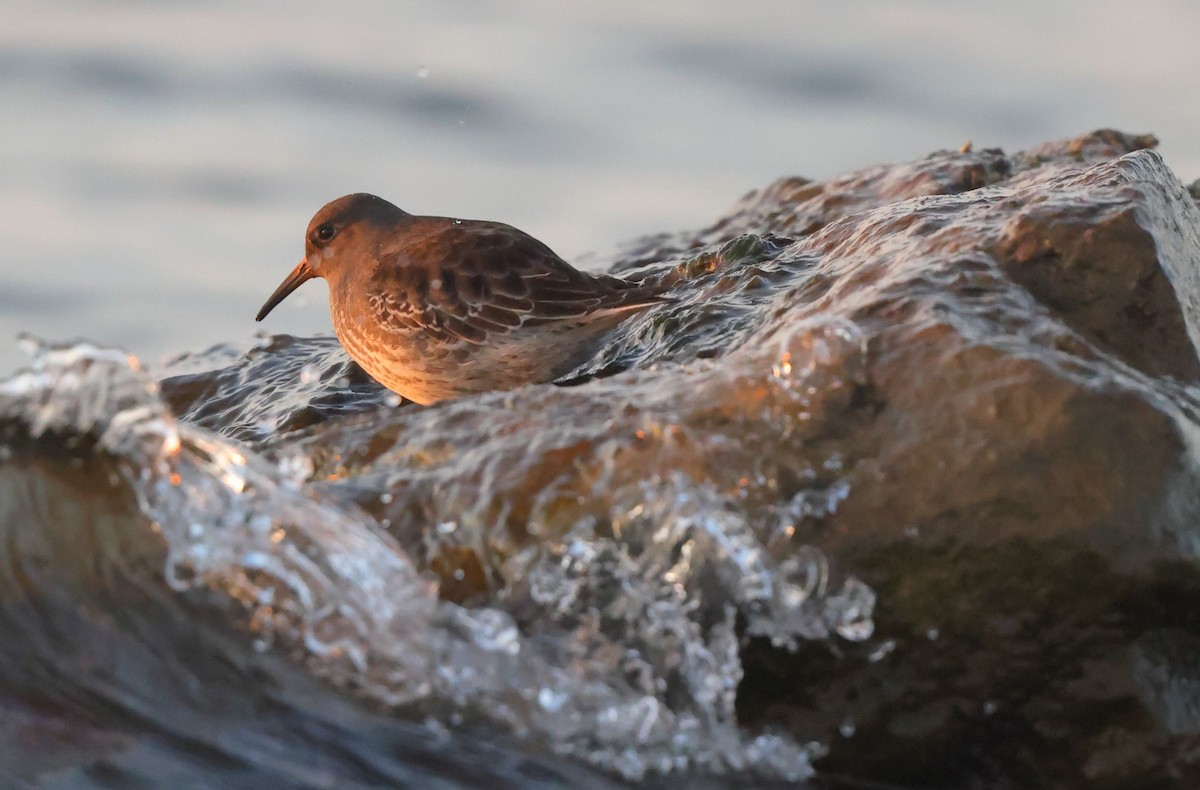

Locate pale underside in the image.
[333,301,646,404]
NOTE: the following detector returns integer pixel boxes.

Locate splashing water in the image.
[1,331,877,781]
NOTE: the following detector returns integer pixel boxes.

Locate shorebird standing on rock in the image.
[256,194,671,405]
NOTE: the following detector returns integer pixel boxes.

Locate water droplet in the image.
[837,618,874,641]
[416,65,429,78]
[839,719,856,738]
[826,577,876,642]
[380,492,394,504]
[779,581,808,610]
[868,638,895,662]
[537,687,569,711]
[277,450,314,485]
[470,609,521,655]
[423,716,451,741]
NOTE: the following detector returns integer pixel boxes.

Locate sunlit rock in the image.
[4,130,1200,786]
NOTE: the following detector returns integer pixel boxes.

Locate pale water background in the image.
[3,0,1200,373]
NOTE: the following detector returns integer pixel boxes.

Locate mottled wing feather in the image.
[366,218,668,345]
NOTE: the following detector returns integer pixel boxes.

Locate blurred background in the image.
[3,0,1199,374]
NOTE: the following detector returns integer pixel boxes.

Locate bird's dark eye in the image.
[315,224,336,243]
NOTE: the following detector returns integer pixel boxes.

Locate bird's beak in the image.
[256,258,315,321]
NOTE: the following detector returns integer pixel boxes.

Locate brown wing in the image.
[366,217,669,345]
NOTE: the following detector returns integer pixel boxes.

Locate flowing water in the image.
[0,251,868,785]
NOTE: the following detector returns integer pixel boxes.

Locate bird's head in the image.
[255,193,408,321]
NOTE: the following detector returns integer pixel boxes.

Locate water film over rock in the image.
[3,129,1200,787]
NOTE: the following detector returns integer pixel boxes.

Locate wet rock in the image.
[238,130,1200,785]
[993,156,1200,381]
[5,129,1200,787]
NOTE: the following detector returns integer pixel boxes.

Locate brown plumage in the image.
[256,193,670,404]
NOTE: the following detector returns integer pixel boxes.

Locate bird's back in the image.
[365,215,669,345]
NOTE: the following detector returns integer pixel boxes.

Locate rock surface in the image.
[4,129,1200,788]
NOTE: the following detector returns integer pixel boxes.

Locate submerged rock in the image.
[4,129,1200,787]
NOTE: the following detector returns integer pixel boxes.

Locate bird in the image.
[255,193,672,405]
